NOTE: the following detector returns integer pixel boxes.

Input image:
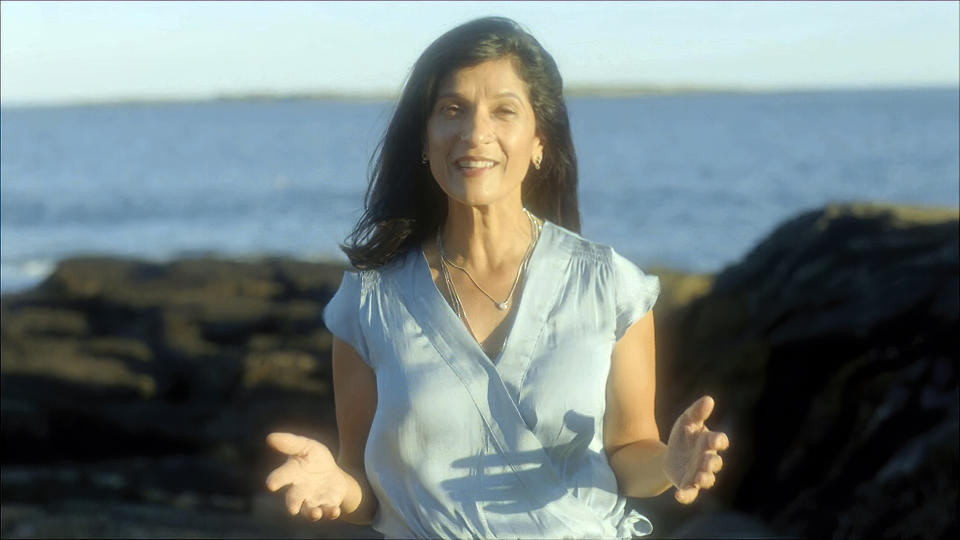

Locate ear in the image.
[532,135,544,166]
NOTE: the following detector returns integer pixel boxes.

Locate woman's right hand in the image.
[265,432,350,521]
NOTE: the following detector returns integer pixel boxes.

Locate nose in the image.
[459,109,493,144]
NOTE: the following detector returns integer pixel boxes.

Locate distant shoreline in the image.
[2,84,956,110]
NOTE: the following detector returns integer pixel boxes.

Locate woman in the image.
[266,17,728,538]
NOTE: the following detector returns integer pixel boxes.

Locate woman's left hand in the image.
[663,395,730,504]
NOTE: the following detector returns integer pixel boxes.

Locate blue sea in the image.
[1,88,958,293]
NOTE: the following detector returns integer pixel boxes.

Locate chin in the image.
[440,173,524,206]
[443,183,516,209]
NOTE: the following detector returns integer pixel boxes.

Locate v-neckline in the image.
[417,220,553,366]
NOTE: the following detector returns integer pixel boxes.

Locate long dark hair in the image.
[342,16,580,270]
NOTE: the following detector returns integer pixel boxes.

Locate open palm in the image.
[664,395,730,504]
[265,432,349,520]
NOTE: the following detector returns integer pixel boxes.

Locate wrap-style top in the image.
[323,220,660,538]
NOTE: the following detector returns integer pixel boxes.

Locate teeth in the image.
[457,160,495,168]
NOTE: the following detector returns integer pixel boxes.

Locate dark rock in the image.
[0,499,379,538]
[670,510,780,538]
[646,266,714,315]
[1,256,348,466]
[656,203,959,540]
[2,203,956,539]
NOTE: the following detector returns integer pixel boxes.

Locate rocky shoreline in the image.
[2,203,957,539]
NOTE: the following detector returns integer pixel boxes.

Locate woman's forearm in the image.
[338,464,378,525]
[608,439,674,498]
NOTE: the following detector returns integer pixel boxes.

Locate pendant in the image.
[497,301,509,310]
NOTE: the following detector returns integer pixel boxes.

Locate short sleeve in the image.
[322,271,371,366]
[610,248,660,340]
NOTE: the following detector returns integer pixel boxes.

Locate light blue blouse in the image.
[323,220,660,539]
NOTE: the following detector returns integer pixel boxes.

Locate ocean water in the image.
[1,88,958,292]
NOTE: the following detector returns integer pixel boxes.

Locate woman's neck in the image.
[440,199,535,273]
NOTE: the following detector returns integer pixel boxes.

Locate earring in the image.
[421,151,429,164]
[533,155,542,170]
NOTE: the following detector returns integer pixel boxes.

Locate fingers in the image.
[683,395,715,426]
[266,433,344,522]
[704,452,723,474]
[681,460,716,490]
[675,471,715,505]
[286,485,342,518]
[285,485,309,515]
[267,432,316,457]
[301,501,342,521]
[694,470,716,490]
[265,459,302,492]
[694,429,729,455]
[689,448,722,490]
[323,505,342,519]
[675,485,699,504]
[305,505,323,521]
[675,450,723,506]
[704,430,729,452]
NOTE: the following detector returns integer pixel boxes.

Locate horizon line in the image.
[2,83,957,109]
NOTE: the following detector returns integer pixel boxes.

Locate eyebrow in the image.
[436,91,526,102]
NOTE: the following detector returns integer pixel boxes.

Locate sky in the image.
[1,1,958,106]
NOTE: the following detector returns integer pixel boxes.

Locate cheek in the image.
[504,132,536,165]
[506,122,537,149]
[427,122,456,153]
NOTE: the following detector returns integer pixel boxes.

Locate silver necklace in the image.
[437,208,540,311]
[436,209,541,357]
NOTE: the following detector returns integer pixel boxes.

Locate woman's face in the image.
[426,57,543,209]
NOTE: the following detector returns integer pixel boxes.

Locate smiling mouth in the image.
[454,158,498,171]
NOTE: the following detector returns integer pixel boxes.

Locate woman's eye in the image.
[440,104,460,116]
[496,108,517,116]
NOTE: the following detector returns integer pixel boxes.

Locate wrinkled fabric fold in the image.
[322,221,660,539]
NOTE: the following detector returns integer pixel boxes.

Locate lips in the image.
[454,157,498,170]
